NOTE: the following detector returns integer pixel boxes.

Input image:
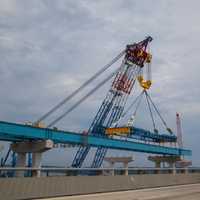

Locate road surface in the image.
[42,183,200,200]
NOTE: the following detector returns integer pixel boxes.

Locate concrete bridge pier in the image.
[104,156,133,176]
[32,152,43,177]
[168,162,176,175]
[16,153,26,177]
[11,139,53,177]
[148,155,181,174]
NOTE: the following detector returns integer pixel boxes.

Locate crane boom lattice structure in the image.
[72,36,153,168]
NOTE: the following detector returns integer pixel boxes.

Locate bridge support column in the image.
[148,155,180,174]
[184,168,189,174]
[168,162,176,174]
[104,157,133,176]
[11,140,53,177]
[124,162,129,176]
[16,153,26,177]
[109,162,115,176]
[32,153,42,177]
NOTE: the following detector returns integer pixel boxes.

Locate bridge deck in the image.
[0,121,191,156]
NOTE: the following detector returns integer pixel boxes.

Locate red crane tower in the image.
[176,113,183,148]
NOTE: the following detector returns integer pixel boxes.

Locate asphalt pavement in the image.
[41,183,200,200]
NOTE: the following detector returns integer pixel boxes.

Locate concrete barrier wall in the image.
[1,174,200,200]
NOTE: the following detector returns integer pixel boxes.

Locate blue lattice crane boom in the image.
[72,36,153,168]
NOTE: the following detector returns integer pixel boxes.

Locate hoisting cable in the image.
[131,90,144,116]
[47,67,121,128]
[34,50,125,125]
[145,92,173,134]
[126,90,144,126]
[144,90,157,133]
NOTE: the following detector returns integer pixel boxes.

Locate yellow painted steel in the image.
[33,121,46,128]
[137,51,152,90]
[105,127,131,135]
[25,121,46,128]
[146,53,152,63]
[137,75,152,90]
[136,50,152,63]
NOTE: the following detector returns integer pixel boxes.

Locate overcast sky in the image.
[0,0,199,167]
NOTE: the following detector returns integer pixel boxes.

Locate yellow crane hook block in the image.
[137,75,152,90]
[137,51,152,90]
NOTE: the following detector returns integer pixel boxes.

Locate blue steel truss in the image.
[72,64,138,168]
[0,121,191,156]
[130,127,177,143]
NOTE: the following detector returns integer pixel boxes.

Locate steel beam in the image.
[0,121,191,156]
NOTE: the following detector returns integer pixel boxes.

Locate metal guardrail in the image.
[0,167,200,177]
